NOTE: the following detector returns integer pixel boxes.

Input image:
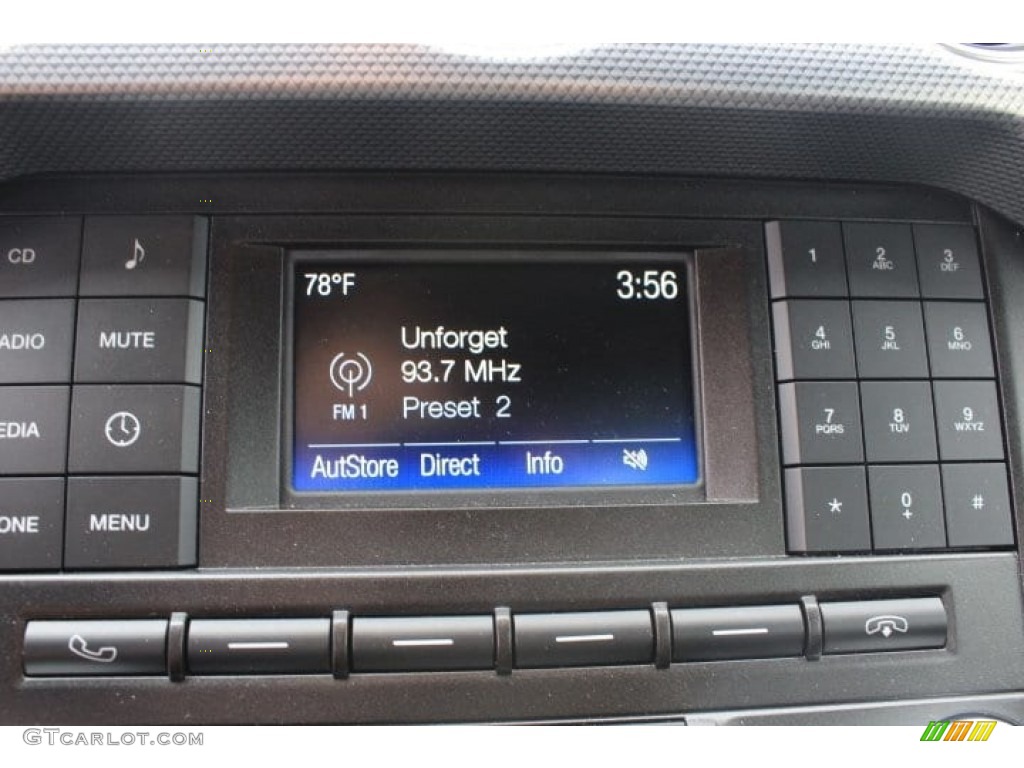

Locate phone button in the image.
[820,597,946,655]
[23,619,168,677]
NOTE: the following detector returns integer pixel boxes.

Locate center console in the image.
[0,173,1022,724]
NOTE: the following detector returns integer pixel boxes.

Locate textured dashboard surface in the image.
[2,43,1024,222]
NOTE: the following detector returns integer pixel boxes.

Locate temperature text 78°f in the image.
[304,272,356,297]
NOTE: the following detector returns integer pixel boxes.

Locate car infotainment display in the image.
[290,255,700,492]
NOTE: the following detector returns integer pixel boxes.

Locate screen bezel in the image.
[281,249,705,510]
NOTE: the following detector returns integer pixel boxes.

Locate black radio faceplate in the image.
[0,173,1021,725]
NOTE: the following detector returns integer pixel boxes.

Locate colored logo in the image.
[920,720,997,741]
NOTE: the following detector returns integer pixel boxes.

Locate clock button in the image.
[69,385,200,473]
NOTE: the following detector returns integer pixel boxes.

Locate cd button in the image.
[188,619,331,675]
[785,466,870,553]
[672,605,805,661]
[68,385,201,474]
[0,299,76,384]
[74,298,205,384]
[0,386,70,474]
[0,217,82,298]
[843,222,919,298]
[80,216,208,298]
[64,476,197,569]
[514,610,654,668]
[351,615,494,672]
[0,478,64,572]
[772,300,856,381]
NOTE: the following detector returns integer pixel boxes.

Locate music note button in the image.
[125,238,145,270]
[79,216,209,298]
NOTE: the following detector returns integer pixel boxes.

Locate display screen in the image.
[291,257,700,492]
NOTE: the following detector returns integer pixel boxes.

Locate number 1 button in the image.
[766,221,848,299]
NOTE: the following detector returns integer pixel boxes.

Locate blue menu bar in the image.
[293,438,699,492]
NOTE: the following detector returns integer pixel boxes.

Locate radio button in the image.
[924,302,994,379]
[942,463,1014,548]
[785,466,871,553]
[821,597,946,654]
[0,217,82,298]
[0,299,75,384]
[868,465,946,551]
[851,301,929,379]
[860,381,937,463]
[766,220,848,299]
[68,385,201,474]
[933,381,1004,461]
[0,478,64,572]
[514,610,653,668]
[778,382,863,466]
[914,224,984,300]
[671,605,805,661]
[351,615,494,672]
[74,299,204,384]
[0,386,70,474]
[188,619,331,675]
[64,476,197,570]
[773,300,856,381]
[80,216,208,298]
[843,222,919,298]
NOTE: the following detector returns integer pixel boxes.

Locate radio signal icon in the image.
[329,352,374,397]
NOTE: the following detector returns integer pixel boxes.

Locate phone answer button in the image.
[23,619,168,677]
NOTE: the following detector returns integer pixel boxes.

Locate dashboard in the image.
[1,43,1024,725]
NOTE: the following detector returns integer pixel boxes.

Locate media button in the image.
[0,386,70,474]
[0,299,75,384]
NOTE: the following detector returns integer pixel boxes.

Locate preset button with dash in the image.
[513,610,654,668]
[351,615,494,672]
[186,618,330,675]
[671,605,806,661]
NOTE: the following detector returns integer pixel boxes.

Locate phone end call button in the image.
[23,619,168,677]
[820,597,946,655]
